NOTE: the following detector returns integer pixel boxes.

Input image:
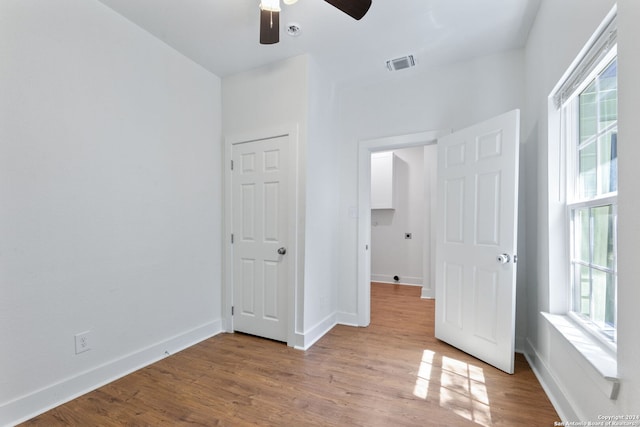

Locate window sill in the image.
[541,312,619,400]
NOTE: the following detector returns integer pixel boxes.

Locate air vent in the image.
[386,55,416,71]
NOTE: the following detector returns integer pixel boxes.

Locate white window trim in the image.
[544,6,619,399]
[565,47,618,350]
[567,311,617,354]
[542,313,619,400]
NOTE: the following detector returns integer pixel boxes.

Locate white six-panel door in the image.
[435,110,520,374]
[232,136,289,342]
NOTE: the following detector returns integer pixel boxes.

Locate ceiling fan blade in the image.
[260,9,280,44]
[324,0,372,20]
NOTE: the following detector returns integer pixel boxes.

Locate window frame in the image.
[561,47,618,351]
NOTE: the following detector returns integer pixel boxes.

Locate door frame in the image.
[356,130,446,326]
[223,123,301,347]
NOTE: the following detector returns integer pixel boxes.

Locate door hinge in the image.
[231,306,234,316]
[231,233,234,244]
[231,160,234,170]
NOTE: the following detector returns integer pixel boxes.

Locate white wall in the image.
[524,0,640,419]
[304,59,341,344]
[335,50,525,328]
[371,147,425,286]
[0,1,222,425]
[616,0,640,414]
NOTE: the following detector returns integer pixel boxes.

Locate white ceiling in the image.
[97,0,540,86]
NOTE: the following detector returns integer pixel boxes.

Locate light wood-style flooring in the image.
[22,283,559,426]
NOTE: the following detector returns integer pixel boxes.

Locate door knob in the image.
[277,247,287,255]
[497,253,511,264]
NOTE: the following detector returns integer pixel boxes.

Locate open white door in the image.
[435,110,520,374]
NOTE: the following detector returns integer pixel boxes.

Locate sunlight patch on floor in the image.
[413,352,492,427]
[439,356,492,427]
[413,349,435,399]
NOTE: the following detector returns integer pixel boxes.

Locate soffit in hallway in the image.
[98,0,540,86]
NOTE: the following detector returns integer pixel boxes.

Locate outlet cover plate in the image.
[75,331,91,354]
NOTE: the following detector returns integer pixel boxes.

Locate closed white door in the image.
[232,136,289,342]
[435,110,520,374]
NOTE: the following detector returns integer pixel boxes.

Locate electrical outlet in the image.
[75,331,91,354]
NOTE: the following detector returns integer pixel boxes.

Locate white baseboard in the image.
[2,320,222,427]
[420,287,434,299]
[371,274,423,286]
[523,338,578,423]
[293,313,337,351]
[336,311,359,327]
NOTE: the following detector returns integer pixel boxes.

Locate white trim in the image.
[550,5,617,108]
[357,130,446,326]
[293,313,337,351]
[567,311,617,353]
[1,320,222,427]
[542,313,619,399]
[524,338,579,423]
[566,193,618,210]
[548,13,619,343]
[223,124,301,347]
[336,312,359,327]
[420,288,434,300]
[547,97,572,314]
[422,144,438,299]
[370,275,423,286]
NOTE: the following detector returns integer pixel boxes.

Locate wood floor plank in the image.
[21,283,559,426]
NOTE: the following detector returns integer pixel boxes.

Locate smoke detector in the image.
[286,23,301,37]
[386,55,416,71]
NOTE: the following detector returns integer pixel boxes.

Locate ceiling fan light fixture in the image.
[283,0,298,4]
[260,0,281,12]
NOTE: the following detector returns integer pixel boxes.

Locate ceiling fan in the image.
[259,0,372,44]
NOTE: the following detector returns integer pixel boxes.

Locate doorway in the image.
[370,146,435,293]
[356,130,444,327]
[357,111,520,374]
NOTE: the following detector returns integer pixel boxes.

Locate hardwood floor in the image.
[22,283,559,426]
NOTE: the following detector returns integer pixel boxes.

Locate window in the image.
[561,47,618,344]
[551,12,618,346]
[546,7,619,387]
